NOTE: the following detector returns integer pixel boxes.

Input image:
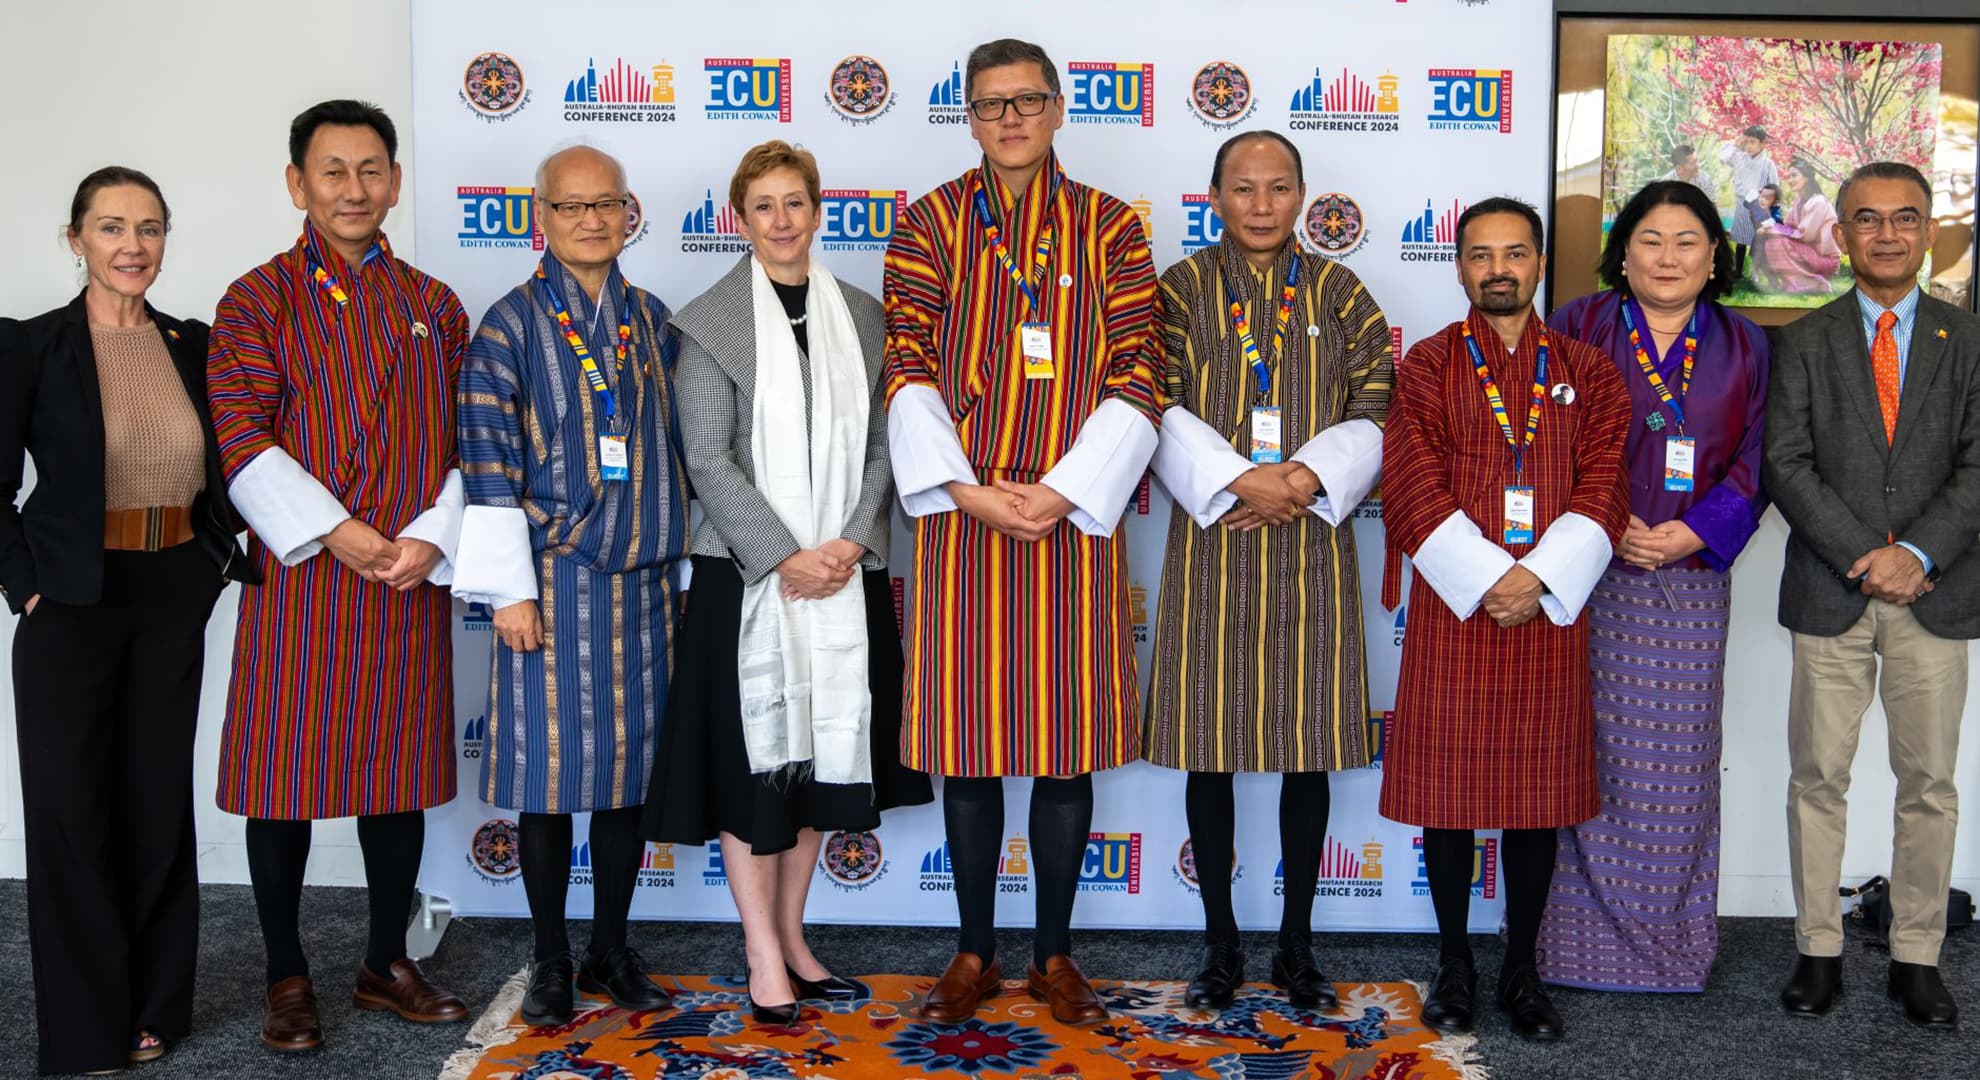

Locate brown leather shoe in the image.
[920,952,1002,1022]
[261,975,325,1052]
[1027,955,1107,1025]
[353,958,469,1023]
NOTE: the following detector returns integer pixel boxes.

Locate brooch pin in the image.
[165,328,181,341]
[412,321,430,339]
[1550,382,1576,406]
[1646,412,1667,432]
[1306,324,1321,337]
[1938,328,1949,339]
[1057,274,1073,288]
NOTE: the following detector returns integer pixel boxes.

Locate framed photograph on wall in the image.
[1550,3,1978,324]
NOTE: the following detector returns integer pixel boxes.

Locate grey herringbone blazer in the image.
[670,255,893,585]
[1763,288,1980,639]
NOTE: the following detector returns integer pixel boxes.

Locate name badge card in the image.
[1664,436,1696,492]
[1250,406,1283,464]
[1503,485,1535,545]
[599,434,629,481]
[1020,322,1055,380]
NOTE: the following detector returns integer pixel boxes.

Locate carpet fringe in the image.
[1407,979,1491,1080]
[436,966,529,1080]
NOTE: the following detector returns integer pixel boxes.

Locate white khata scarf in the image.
[736,257,872,784]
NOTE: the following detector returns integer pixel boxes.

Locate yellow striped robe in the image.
[1143,240,1392,772]
[882,154,1163,777]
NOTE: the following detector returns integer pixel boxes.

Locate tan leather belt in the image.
[104,506,195,552]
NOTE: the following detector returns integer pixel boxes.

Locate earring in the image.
[74,255,83,268]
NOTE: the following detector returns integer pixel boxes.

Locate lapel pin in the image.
[1551,382,1576,406]
[412,321,430,339]
[1057,273,1074,288]
[1937,328,1948,339]
[165,328,180,341]
[1306,324,1321,337]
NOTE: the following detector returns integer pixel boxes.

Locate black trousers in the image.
[12,542,222,1075]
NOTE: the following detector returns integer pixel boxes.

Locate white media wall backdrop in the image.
[409,0,1550,931]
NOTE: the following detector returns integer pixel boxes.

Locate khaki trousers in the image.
[1787,599,1966,965]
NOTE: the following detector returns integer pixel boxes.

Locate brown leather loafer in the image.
[261,975,325,1052]
[353,958,468,1023]
[1027,955,1107,1025]
[920,952,1002,1022]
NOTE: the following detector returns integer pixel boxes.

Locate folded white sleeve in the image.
[1041,399,1159,537]
[1150,407,1252,528]
[227,447,351,567]
[886,384,976,517]
[396,469,465,586]
[1519,511,1612,625]
[451,502,538,606]
[1411,510,1517,620]
[1290,418,1383,526]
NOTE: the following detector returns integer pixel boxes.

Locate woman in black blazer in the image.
[0,167,256,1075]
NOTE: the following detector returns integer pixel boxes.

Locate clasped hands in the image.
[1617,515,1705,570]
[323,517,441,590]
[946,478,1075,543]
[1849,544,1931,606]
[1220,463,1321,531]
[776,538,867,602]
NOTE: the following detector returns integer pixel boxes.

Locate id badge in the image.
[1503,485,1535,545]
[1250,406,1283,464]
[599,434,629,481]
[1663,436,1696,492]
[1020,321,1056,380]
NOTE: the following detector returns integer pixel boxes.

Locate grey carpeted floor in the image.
[0,880,1975,1078]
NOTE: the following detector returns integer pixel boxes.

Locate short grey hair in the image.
[533,142,628,198]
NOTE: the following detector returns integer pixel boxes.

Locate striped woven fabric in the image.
[882,153,1161,778]
[208,224,465,819]
[1144,240,1392,773]
[1541,563,1731,991]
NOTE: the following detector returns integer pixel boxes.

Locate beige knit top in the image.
[91,324,206,511]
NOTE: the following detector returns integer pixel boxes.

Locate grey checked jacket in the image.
[670,255,894,585]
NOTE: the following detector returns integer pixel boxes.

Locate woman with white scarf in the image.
[644,141,932,1024]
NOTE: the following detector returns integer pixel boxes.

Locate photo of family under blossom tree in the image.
[1604,34,1942,310]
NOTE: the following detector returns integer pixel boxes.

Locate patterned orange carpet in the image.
[441,973,1487,1079]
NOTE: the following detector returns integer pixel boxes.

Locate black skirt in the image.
[643,555,933,854]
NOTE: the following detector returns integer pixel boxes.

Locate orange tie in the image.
[1872,309,1901,445]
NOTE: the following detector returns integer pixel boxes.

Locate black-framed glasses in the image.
[544,197,628,220]
[967,92,1059,122]
[1847,210,1926,235]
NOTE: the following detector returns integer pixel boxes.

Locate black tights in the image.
[943,774,1093,967]
[1422,827,1556,973]
[244,811,425,985]
[517,807,646,963]
[1185,771,1331,949]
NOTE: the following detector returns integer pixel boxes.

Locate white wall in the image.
[0,0,1974,915]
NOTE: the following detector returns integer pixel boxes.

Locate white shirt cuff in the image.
[1041,399,1159,537]
[1291,418,1383,526]
[886,384,976,517]
[451,504,538,606]
[228,447,351,566]
[1411,510,1516,620]
[1519,511,1612,625]
[397,469,464,586]
[1151,406,1252,527]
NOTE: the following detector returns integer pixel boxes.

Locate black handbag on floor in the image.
[1843,876,1976,945]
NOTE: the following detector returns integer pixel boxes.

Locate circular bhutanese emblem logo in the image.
[623,191,643,239]
[462,52,526,115]
[820,830,884,886]
[1304,193,1365,254]
[1177,839,1202,888]
[1190,61,1254,125]
[828,55,892,118]
[471,819,521,877]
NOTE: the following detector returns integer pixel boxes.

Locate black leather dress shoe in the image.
[788,966,869,1001]
[1184,942,1246,1010]
[521,957,576,1027]
[1421,956,1478,1034]
[1497,964,1565,1042]
[578,946,673,1011]
[1888,961,1957,1030]
[747,995,801,1025]
[1271,942,1337,1011]
[1780,953,1842,1017]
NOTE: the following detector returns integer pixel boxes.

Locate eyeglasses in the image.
[544,197,628,220]
[1847,210,1926,235]
[967,92,1058,122]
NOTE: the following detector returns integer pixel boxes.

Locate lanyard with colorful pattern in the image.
[971,169,1060,315]
[1620,298,1698,433]
[1220,253,1299,401]
[536,265,630,420]
[1461,321,1549,477]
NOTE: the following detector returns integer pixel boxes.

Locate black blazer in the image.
[0,291,257,614]
[1763,288,1980,639]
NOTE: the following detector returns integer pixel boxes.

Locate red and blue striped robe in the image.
[882,155,1162,777]
[208,226,466,819]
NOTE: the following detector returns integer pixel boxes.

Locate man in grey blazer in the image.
[1763,161,1980,1031]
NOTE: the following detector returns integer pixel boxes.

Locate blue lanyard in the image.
[1217,254,1300,401]
[971,169,1061,316]
[1461,324,1549,478]
[535,269,633,422]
